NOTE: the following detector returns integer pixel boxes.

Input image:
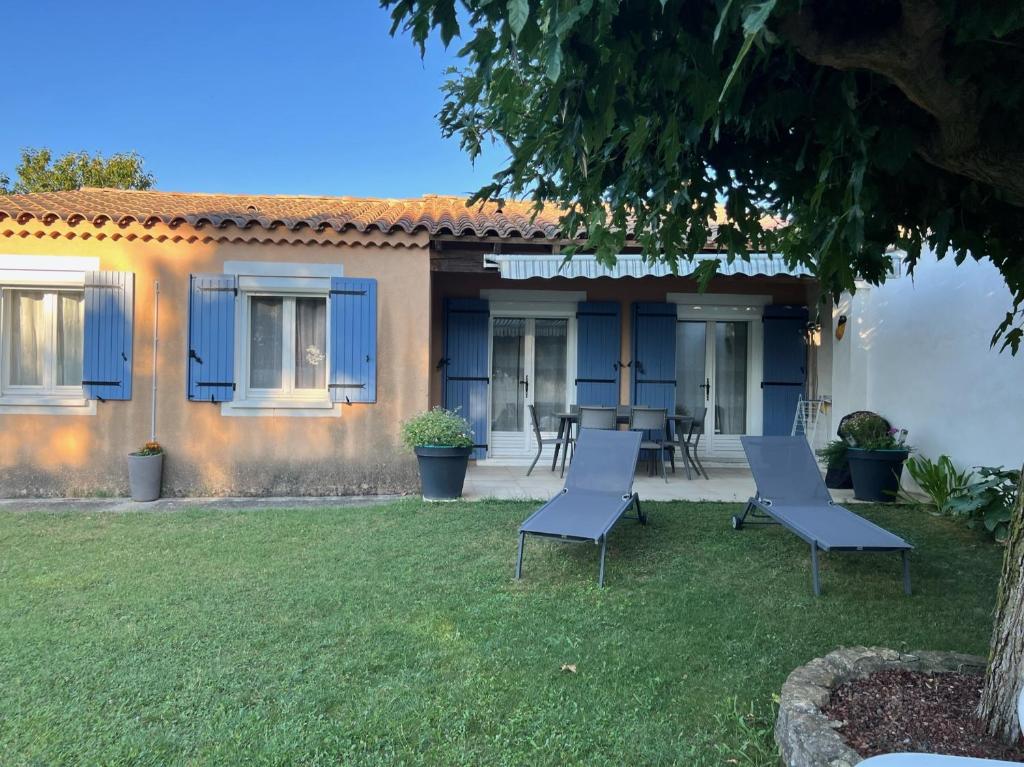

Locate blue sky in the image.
[1,0,504,197]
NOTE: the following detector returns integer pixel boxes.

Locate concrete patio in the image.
[464,462,861,503]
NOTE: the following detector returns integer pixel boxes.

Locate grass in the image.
[0,500,1004,766]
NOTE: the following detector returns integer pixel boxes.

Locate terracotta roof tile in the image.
[0,188,566,239]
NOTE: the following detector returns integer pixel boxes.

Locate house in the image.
[0,189,1016,497]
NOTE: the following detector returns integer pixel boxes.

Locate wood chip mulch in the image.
[822,669,1024,761]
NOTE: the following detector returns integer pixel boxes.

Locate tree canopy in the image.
[383,0,1024,351]
[0,148,154,195]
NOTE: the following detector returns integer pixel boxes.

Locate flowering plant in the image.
[842,412,909,450]
[132,440,163,457]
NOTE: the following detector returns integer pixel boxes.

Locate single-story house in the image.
[0,189,1017,497]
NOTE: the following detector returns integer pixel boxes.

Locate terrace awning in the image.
[488,253,813,280]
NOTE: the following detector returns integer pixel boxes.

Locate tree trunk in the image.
[978,465,1024,743]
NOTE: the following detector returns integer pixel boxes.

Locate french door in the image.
[676,319,753,459]
[490,317,570,457]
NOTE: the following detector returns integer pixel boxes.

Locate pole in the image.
[151,281,159,443]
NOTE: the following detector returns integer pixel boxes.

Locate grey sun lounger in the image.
[515,428,645,587]
[735,436,913,596]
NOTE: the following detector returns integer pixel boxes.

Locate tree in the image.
[0,148,155,194]
[383,0,1024,740]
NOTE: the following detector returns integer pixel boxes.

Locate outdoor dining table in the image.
[550,406,693,473]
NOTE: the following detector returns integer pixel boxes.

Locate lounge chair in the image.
[858,688,1024,765]
[734,436,913,596]
[515,429,644,587]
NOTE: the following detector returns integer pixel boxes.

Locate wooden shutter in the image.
[442,298,489,460]
[328,277,377,404]
[83,271,134,401]
[762,305,808,435]
[187,274,237,402]
[575,301,621,407]
[631,302,677,410]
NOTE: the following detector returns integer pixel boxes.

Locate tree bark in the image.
[977,465,1024,743]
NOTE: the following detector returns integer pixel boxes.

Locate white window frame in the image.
[222,261,343,418]
[0,256,97,415]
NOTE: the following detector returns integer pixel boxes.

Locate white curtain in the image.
[57,293,84,387]
[294,298,326,389]
[10,291,46,386]
[714,322,748,434]
[250,297,283,389]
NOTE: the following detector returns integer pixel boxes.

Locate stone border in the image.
[776,646,986,767]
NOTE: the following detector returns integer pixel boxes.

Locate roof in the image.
[490,253,812,279]
[0,188,564,239]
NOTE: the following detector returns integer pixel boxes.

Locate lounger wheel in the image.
[731,514,743,530]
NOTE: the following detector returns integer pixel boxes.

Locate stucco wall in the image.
[831,251,1024,470]
[0,224,431,497]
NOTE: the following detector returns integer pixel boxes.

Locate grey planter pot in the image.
[414,446,472,501]
[128,452,164,502]
[847,448,908,502]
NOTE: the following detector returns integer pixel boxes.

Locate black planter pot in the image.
[824,463,853,489]
[847,448,909,502]
[414,446,472,501]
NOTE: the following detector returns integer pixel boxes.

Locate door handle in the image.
[519,374,529,397]
[699,377,710,402]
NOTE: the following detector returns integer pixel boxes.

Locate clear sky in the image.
[1,0,504,198]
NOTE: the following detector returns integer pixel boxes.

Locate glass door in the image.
[676,319,751,458]
[490,317,570,457]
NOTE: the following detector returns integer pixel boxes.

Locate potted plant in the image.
[128,441,164,502]
[401,407,475,501]
[818,439,851,489]
[842,413,910,502]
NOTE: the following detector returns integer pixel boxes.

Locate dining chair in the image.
[528,403,574,477]
[578,406,618,430]
[679,406,708,479]
[628,407,670,482]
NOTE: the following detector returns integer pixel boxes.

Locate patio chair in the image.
[516,429,645,587]
[629,407,672,482]
[677,406,708,480]
[735,436,913,596]
[527,403,573,477]
[857,688,1024,765]
[578,406,618,430]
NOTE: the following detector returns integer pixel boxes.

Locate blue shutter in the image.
[83,271,134,401]
[575,301,621,407]
[443,298,489,460]
[631,302,677,410]
[187,274,236,402]
[762,305,808,435]
[329,277,377,404]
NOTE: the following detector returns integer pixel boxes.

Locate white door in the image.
[676,319,754,460]
[489,317,570,458]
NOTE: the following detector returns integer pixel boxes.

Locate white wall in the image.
[830,250,1024,470]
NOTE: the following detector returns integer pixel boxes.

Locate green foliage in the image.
[383,0,1024,352]
[816,439,848,470]
[131,441,164,457]
[0,148,154,194]
[905,454,973,515]
[400,406,475,449]
[0,501,1003,764]
[841,412,906,450]
[946,466,1021,544]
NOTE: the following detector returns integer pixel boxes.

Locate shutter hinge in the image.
[82,380,121,386]
[436,357,450,370]
[330,289,368,296]
[196,382,236,388]
[328,383,367,389]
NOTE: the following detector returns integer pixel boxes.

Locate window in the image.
[242,293,329,404]
[2,288,85,401]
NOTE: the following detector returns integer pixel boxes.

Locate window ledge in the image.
[221,398,340,418]
[0,396,96,416]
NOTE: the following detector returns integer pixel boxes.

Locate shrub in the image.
[946,466,1021,544]
[817,439,849,470]
[905,454,972,515]
[400,407,474,450]
[841,412,907,450]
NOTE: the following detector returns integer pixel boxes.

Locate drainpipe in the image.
[151,281,159,443]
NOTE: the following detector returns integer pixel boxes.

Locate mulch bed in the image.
[822,669,1024,761]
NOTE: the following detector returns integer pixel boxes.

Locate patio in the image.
[464,460,860,503]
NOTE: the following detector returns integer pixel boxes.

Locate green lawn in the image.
[0,501,1004,766]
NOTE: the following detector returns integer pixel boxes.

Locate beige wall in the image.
[0,223,432,497]
[430,271,814,407]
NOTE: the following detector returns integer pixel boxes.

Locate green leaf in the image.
[508,0,529,38]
